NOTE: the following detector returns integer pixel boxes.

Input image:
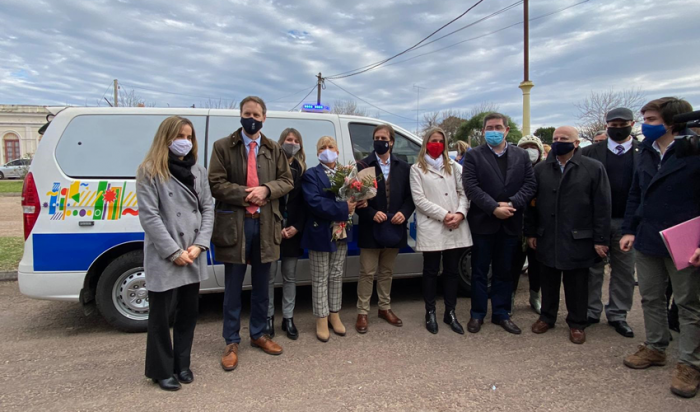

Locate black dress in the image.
[280,158,306,258]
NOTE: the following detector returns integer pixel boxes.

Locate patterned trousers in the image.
[309,241,348,318]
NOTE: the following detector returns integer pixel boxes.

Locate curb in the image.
[0,271,18,281]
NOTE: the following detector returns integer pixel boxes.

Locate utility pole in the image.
[413,84,426,135]
[316,73,323,105]
[113,79,119,107]
[518,0,534,136]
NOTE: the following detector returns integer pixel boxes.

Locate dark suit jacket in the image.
[621,134,700,257]
[524,148,612,270]
[581,138,641,169]
[280,158,307,258]
[356,153,415,249]
[462,144,537,236]
[300,164,351,252]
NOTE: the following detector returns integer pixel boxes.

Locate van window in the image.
[207,117,337,169]
[348,123,421,164]
[55,115,207,178]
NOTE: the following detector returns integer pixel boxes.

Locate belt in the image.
[245,212,260,219]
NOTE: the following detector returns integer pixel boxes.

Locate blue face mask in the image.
[641,123,667,143]
[485,130,505,146]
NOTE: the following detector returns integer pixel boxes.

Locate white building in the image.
[0,105,49,164]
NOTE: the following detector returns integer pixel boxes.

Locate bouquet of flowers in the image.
[325,161,380,241]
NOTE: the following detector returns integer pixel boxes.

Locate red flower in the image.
[373,179,378,189]
[351,180,362,191]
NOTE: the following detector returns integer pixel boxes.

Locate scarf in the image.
[168,151,197,196]
[424,154,444,172]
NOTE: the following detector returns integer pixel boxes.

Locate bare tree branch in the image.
[574,88,646,140]
[331,99,369,116]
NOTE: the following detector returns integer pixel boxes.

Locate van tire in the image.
[96,251,149,333]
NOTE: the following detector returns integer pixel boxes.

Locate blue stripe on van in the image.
[33,233,145,271]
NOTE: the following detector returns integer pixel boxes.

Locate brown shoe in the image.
[221,343,239,371]
[569,328,586,344]
[251,335,283,355]
[356,314,368,334]
[531,320,552,334]
[623,344,667,369]
[671,363,700,398]
[378,309,403,327]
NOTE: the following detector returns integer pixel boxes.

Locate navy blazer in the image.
[462,144,537,236]
[621,134,700,257]
[356,153,415,249]
[300,163,351,252]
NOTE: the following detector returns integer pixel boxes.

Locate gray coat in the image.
[136,164,214,292]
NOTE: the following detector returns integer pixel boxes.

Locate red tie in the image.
[246,141,259,214]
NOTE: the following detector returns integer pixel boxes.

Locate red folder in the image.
[660,216,700,270]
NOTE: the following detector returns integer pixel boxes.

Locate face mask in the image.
[551,141,575,156]
[169,139,192,157]
[318,149,338,164]
[607,126,632,142]
[240,116,263,136]
[282,142,301,157]
[374,140,391,155]
[426,142,444,159]
[526,148,540,164]
[641,123,667,143]
[485,130,505,146]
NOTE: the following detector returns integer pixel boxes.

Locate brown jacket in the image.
[208,128,293,264]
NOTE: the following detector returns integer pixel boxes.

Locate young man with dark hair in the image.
[355,124,415,333]
[620,97,700,398]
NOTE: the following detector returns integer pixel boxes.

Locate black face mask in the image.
[374,140,391,155]
[551,141,576,156]
[607,126,632,142]
[240,117,263,135]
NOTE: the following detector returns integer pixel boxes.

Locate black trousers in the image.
[539,266,588,329]
[422,248,463,313]
[511,243,541,293]
[145,282,200,380]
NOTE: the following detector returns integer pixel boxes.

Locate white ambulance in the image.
[18,107,477,332]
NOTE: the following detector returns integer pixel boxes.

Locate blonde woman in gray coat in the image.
[136,116,214,391]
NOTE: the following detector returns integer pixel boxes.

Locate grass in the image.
[0,237,23,272]
[0,180,24,194]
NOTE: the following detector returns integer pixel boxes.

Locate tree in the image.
[332,99,369,116]
[419,109,467,147]
[100,88,155,107]
[534,127,555,144]
[574,88,645,140]
[455,111,521,146]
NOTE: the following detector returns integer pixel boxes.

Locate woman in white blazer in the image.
[410,127,473,335]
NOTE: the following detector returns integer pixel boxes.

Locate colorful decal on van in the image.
[44,181,138,220]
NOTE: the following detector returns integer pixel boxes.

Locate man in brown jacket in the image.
[208,96,293,371]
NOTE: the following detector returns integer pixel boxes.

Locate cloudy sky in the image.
[1,0,699,132]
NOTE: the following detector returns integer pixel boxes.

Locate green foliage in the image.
[534,127,556,144]
[0,181,24,193]
[0,237,23,271]
[455,111,522,145]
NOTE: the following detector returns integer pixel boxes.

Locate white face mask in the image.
[526,148,540,164]
[169,139,192,157]
[318,149,338,164]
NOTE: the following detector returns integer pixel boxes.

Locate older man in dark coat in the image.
[525,126,611,345]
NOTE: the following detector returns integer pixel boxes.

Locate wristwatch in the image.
[507,202,514,208]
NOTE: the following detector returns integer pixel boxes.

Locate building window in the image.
[3,134,21,162]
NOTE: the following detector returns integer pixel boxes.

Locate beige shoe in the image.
[671,363,700,398]
[328,312,346,336]
[316,317,330,342]
[623,344,667,369]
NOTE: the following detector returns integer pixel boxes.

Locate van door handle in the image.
[79,221,95,227]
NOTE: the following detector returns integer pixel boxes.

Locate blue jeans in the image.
[222,218,272,344]
[470,229,519,322]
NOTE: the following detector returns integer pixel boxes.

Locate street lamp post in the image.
[519,0,534,136]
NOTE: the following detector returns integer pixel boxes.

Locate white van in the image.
[18,107,478,332]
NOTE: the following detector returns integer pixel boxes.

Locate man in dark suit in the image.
[354,124,415,333]
[462,113,537,335]
[582,108,640,338]
[526,126,611,345]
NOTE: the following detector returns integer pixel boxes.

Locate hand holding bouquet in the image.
[325,162,380,240]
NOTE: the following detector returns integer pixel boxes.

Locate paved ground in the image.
[0,196,22,238]
[0,275,698,412]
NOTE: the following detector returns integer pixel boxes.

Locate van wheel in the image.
[457,247,491,297]
[96,251,149,333]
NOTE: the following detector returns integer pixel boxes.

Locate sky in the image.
[1,0,699,133]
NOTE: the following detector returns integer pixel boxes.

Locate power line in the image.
[269,83,319,103]
[326,0,485,80]
[99,81,114,105]
[326,79,415,121]
[120,82,236,102]
[289,85,318,111]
